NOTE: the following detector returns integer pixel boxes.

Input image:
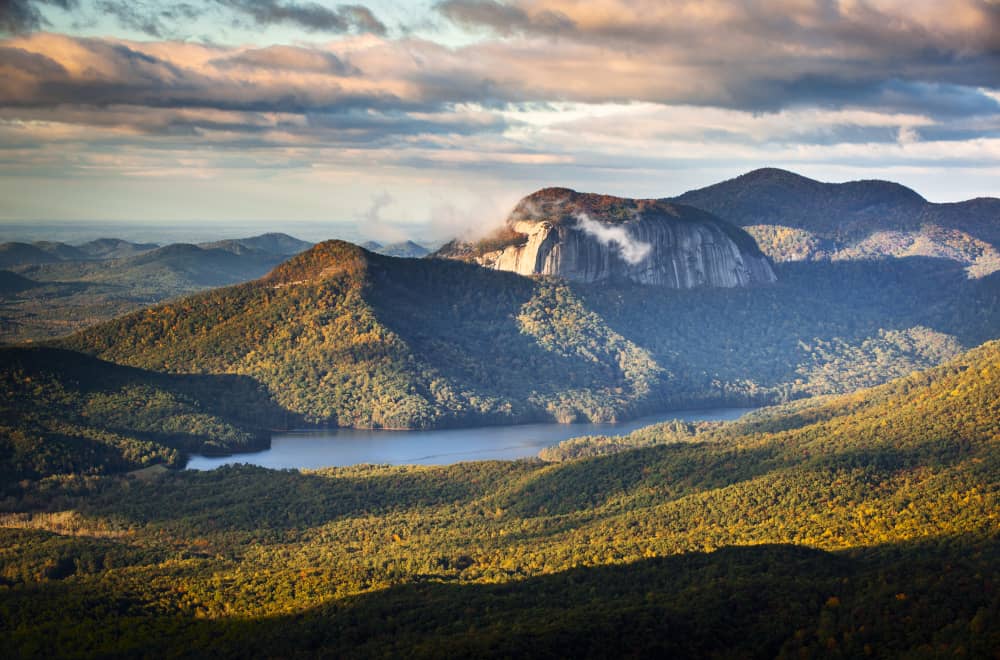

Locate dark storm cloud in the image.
[0,35,390,114]
[722,74,1000,117]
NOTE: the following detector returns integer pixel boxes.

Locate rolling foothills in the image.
[1,334,998,656]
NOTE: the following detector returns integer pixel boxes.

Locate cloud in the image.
[436,0,573,37]
[0,4,997,214]
[435,0,1000,110]
[91,2,201,38]
[897,126,920,145]
[357,191,409,242]
[6,0,386,38]
[209,45,360,75]
[0,0,75,34]
[3,2,999,116]
[215,1,386,35]
[574,212,651,265]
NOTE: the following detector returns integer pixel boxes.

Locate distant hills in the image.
[0,242,65,269]
[361,240,432,258]
[200,232,313,256]
[0,238,156,268]
[673,168,1000,276]
[0,232,312,270]
[0,233,313,343]
[78,238,161,260]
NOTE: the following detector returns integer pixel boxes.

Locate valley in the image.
[2,169,998,658]
[1,337,997,657]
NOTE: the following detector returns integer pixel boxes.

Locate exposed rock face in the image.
[441,188,776,288]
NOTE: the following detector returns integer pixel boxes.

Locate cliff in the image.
[438,188,776,288]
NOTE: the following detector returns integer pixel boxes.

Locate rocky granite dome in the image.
[438,188,776,288]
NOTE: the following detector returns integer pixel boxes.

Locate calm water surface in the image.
[187,407,756,470]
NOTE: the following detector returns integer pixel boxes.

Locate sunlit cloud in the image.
[0,0,996,228]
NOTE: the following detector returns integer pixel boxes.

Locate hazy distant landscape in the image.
[0,233,443,343]
[3,170,1000,659]
[2,0,999,657]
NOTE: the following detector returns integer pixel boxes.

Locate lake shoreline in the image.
[187,406,759,471]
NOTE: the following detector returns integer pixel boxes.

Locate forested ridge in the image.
[53,240,1000,435]
[0,340,998,657]
[0,347,283,481]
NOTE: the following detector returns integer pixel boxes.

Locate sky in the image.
[0,0,998,243]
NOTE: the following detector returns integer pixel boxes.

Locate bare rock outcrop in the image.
[437,188,776,288]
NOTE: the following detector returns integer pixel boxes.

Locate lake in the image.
[186,407,756,470]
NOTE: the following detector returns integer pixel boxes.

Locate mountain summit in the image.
[673,168,1000,276]
[438,188,776,288]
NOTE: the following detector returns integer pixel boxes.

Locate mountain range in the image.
[2,168,999,655]
[0,233,313,343]
[2,168,998,444]
[0,232,313,269]
[673,168,1000,276]
[361,240,432,258]
[52,241,998,436]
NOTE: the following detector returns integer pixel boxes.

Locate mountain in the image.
[1,243,293,343]
[56,236,1000,430]
[0,242,63,268]
[77,238,158,259]
[386,241,431,258]
[18,243,287,293]
[199,232,312,256]
[0,240,134,267]
[1,233,307,270]
[1,338,998,656]
[361,240,431,258]
[673,168,1000,276]
[437,188,776,288]
[31,241,88,261]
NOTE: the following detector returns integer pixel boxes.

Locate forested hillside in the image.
[1,340,997,657]
[0,347,281,482]
[58,240,1000,431]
